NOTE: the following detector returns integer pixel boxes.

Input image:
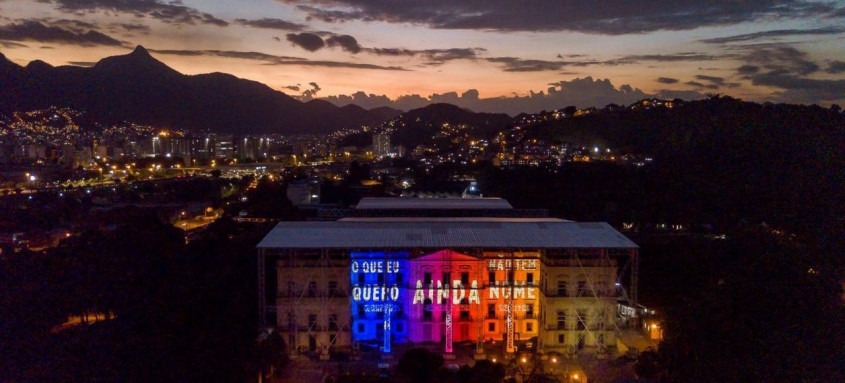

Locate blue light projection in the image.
[350,251,409,353]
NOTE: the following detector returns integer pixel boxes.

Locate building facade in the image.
[257,199,638,358]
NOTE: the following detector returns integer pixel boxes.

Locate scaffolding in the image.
[540,247,639,355]
[258,248,352,354]
[257,245,638,357]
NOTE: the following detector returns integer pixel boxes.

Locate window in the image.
[308,314,317,328]
[288,281,296,297]
[328,281,338,295]
[308,281,317,296]
[396,273,403,285]
[442,272,451,284]
[358,304,365,316]
[507,271,514,283]
[557,281,567,296]
[526,272,534,285]
[424,272,432,286]
[377,273,384,283]
[556,311,567,329]
[423,298,432,320]
[526,304,534,318]
[460,298,470,319]
[558,334,565,344]
[488,322,496,332]
[488,304,496,319]
[526,322,534,332]
[489,271,496,284]
[461,272,469,285]
[357,323,365,333]
[577,280,587,297]
[329,314,338,331]
[358,273,365,284]
[577,310,587,330]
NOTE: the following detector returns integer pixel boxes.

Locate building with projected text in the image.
[256,198,638,358]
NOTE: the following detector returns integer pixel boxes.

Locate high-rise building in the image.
[373,133,391,158]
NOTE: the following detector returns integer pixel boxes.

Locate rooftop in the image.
[257,220,637,249]
[355,197,513,210]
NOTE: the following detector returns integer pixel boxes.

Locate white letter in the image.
[413,281,424,304]
[469,281,480,304]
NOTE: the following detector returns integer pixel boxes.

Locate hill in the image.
[0,46,400,134]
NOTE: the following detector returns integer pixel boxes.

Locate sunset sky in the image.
[1,0,844,114]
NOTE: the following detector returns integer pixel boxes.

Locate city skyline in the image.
[1,0,845,113]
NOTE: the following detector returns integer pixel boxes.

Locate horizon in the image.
[1,1,844,114]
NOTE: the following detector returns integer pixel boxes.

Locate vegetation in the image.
[0,209,285,382]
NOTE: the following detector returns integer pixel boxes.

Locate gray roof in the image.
[257,220,637,249]
[355,197,513,210]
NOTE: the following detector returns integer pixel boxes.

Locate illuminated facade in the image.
[258,198,638,357]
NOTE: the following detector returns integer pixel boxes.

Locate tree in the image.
[468,360,505,383]
[658,230,845,382]
[396,348,444,383]
[255,330,289,379]
[633,348,661,381]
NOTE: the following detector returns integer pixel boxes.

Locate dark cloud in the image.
[486,52,723,72]
[284,84,301,91]
[827,60,845,74]
[685,81,714,89]
[611,53,727,64]
[737,65,760,75]
[291,60,406,70]
[235,18,305,31]
[700,26,845,44]
[0,40,28,48]
[750,71,845,103]
[295,4,371,23]
[326,34,361,53]
[149,48,407,71]
[657,77,679,84]
[369,47,415,56]
[286,32,325,51]
[297,82,322,100]
[695,75,725,85]
[49,19,99,31]
[487,57,567,72]
[114,23,150,33]
[693,74,741,89]
[738,45,819,75]
[322,76,650,115]
[419,48,484,64]
[368,47,484,65]
[47,0,228,26]
[284,1,838,34]
[67,61,96,67]
[150,48,303,61]
[0,21,123,46]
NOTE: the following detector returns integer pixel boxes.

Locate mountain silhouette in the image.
[0,46,400,134]
[382,103,513,148]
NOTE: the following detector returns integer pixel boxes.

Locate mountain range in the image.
[0,46,401,135]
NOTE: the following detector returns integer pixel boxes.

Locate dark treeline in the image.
[464,97,845,382]
[0,208,284,382]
